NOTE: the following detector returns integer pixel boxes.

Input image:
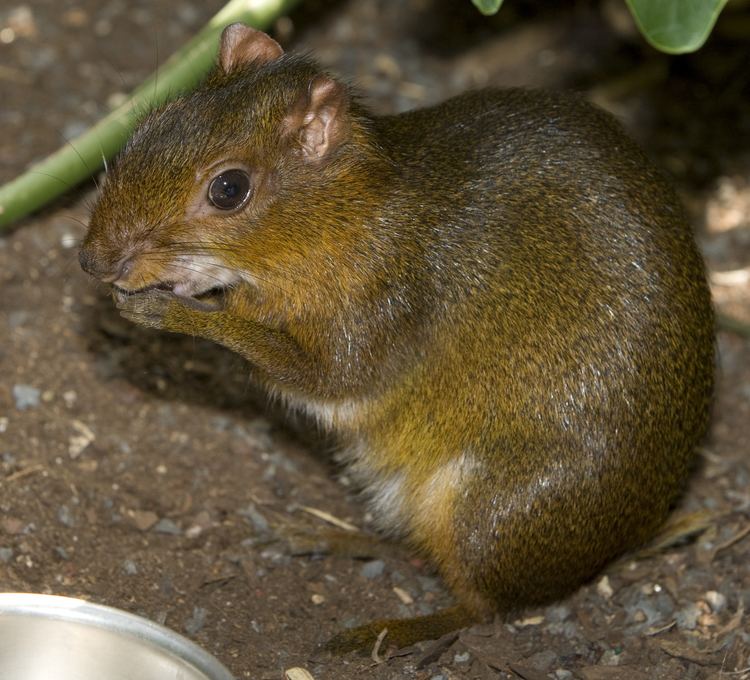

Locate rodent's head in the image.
[80,24,383,309]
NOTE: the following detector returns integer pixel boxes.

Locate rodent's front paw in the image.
[114,288,181,331]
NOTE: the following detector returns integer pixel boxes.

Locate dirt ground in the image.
[1,1,749,678]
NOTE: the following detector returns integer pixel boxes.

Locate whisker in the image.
[151,241,241,255]
[161,262,235,287]
[28,171,76,191]
[60,133,100,193]
[62,214,89,230]
[152,30,160,113]
[138,254,294,297]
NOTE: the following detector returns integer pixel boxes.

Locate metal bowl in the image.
[0,593,235,680]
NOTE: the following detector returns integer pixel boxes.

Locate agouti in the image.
[79,24,714,650]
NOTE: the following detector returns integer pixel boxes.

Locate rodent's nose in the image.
[78,246,101,277]
[78,247,131,283]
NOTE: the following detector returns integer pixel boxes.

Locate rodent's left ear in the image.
[283,76,350,162]
[219,23,283,73]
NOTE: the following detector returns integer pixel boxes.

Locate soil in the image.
[1,1,749,679]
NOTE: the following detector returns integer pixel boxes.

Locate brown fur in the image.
[80,25,715,652]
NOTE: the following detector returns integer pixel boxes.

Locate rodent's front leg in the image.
[115,288,193,331]
[115,288,325,392]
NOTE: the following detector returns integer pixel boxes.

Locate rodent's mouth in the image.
[113,281,227,312]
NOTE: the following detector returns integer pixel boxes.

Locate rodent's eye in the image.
[207,169,252,210]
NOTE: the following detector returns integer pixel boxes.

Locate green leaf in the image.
[625,0,730,54]
[471,0,505,17]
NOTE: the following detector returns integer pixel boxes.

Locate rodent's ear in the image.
[218,23,283,73]
[284,76,350,162]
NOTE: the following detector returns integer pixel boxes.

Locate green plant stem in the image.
[0,0,300,230]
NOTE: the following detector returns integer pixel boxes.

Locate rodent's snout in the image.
[78,244,131,283]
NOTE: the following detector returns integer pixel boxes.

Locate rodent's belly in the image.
[340,437,481,543]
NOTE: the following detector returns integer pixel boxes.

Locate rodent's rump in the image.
[79,24,714,645]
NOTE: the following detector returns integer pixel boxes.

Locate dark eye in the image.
[207,169,252,210]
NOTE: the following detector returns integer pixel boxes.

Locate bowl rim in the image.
[0,593,236,680]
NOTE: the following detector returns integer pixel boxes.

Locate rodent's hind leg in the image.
[323,605,473,655]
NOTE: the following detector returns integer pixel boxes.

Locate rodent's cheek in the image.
[184,200,224,222]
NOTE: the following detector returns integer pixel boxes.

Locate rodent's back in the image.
[358,89,714,608]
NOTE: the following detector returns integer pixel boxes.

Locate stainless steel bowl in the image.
[0,593,235,680]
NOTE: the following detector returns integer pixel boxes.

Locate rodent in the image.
[79,24,715,650]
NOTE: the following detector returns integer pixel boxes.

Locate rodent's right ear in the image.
[218,23,283,73]
[282,76,350,163]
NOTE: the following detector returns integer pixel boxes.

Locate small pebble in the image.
[131,510,159,531]
[416,601,436,616]
[153,518,181,535]
[260,547,291,565]
[561,621,579,639]
[599,648,622,666]
[525,649,557,671]
[176,4,200,25]
[159,577,175,598]
[122,559,138,575]
[360,559,385,579]
[284,669,315,680]
[184,606,207,635]
[547,605,571,622]
[13,384,40,410]
[8,311,29,328]
[185,525,203,539]
[555,670,574,680]
[341,617,360,630]
[1,517,25,534]
[416,575,441,593]
[57,505,75,528]
[0,547,13,562]
[705,590,727,613]
[596,575,614,599]
[210,415,231,431]
[238,504,269,534]
[453,651,471,663]
[55,546,69,560]
[62,120,88,139]
[674,602,703,630]
[311,593,325,605]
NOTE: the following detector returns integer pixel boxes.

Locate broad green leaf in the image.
[625,0,729,54]
[472,0,505,17]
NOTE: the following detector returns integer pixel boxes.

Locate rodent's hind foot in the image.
[323,605,473,655]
